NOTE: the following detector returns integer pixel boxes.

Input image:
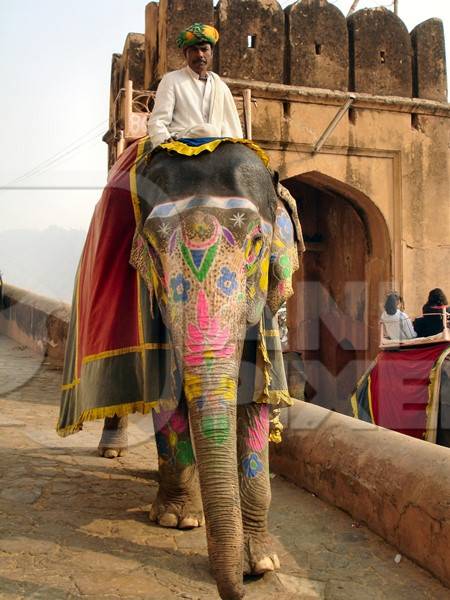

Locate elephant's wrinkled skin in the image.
[122,143,298,600]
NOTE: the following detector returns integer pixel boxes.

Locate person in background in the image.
[380,291,417,340]
[414,288,449,337]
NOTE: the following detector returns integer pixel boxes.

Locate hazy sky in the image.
[0,0,449,233]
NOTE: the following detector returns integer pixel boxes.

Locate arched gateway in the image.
[282,171,391,414]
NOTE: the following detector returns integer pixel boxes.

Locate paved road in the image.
[0,334,448,599]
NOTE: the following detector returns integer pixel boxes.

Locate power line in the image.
[8,120,107,186]
[14,131,103,183]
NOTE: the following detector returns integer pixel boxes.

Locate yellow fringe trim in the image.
[56,400,159,438]
[258,319,273,400]
[425,346,450,443]
[160,138,270,168]
[269,411,283,444]
[255,389,293,406]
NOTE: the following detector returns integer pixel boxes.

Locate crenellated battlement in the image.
[125,0,447,100]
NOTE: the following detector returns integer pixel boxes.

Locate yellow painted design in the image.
[168,431,178,447]
[184,373,203,404]
[259,255,269,292]
[56,399,159,437]
[160,138,270,168]
[219,376,237,401]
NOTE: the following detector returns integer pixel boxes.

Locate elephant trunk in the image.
[185,370,245,600]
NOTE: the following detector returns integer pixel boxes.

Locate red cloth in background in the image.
[370,343,449,438]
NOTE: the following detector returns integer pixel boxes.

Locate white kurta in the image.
[147,66,243,148]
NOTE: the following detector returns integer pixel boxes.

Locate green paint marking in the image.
[201,414,230,446]
[176,440,195,466]
[180,242,218,282]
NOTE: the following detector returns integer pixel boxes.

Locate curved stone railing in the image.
[0,283,70,367]
[1,283,449,588]
[270,400,450,588]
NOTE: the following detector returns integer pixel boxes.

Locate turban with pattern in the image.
[176,23,219,49]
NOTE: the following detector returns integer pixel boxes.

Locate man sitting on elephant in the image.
[147,23,243,148]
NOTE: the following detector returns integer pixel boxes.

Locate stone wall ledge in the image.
[0,283,71,367]
[271,399,450,588]
[224,77,450,117]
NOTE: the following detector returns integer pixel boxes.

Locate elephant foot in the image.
[149,495,205,529]
[98,446,127,459]
[149,469,204,529]
[98,415,128,459]
[243,533,280,576]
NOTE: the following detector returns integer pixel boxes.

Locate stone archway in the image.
[282,171,392,414]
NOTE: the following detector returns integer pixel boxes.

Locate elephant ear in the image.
[266,194,302,315]
[130,228,160,309]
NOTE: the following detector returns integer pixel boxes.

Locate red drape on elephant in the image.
[75,142,142,376]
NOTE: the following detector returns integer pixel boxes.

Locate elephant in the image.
[58,137,302,600]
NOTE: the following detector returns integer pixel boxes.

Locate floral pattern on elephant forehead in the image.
[217,267,238,297]
[170,274,191,303]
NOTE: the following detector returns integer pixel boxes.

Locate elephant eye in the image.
[252,235,263,257]
[244,233,265,273]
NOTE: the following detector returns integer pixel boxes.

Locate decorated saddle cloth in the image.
[57,136,301,437]
[351,342,450,443]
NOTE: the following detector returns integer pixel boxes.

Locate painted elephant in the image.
[58,138,302,600]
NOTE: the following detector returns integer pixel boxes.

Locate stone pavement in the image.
[0,334,448,600]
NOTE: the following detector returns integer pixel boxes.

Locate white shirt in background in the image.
[380,310,417,340]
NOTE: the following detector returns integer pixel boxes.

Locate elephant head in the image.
[132,143,299,599]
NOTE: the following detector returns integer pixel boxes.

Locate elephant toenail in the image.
[253,557,275,574]
[158,513,179,527]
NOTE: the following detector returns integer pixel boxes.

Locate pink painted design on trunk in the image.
[246,404,270,452]
[185,290,235,366]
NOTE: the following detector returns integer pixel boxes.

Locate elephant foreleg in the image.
[98,415,128,458]
[237,402,280,576]
[150,401,204,529]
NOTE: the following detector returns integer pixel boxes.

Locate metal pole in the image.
[393,0,399,16]
[347,0,360,17]
[243,88,252,140]
[313,95,356,154]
